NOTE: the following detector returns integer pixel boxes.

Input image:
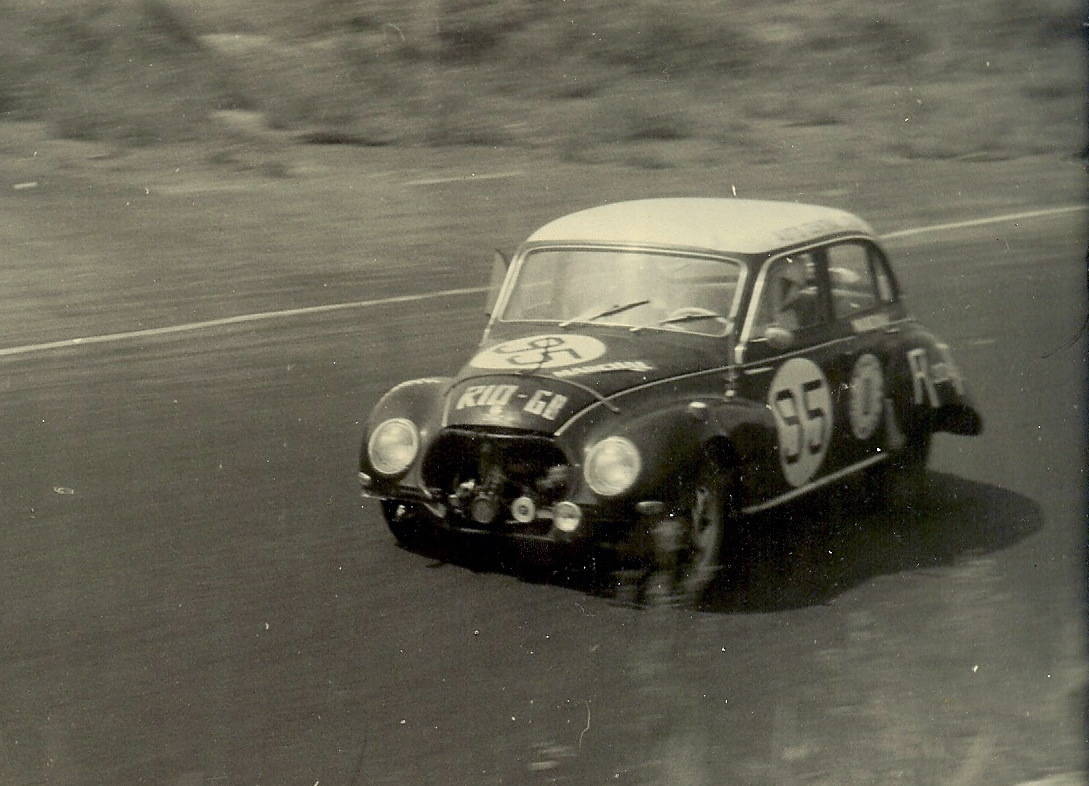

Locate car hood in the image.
[446,326,726,432]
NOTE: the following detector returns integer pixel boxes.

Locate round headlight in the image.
[584,436,641,496]
[367,418,419,476]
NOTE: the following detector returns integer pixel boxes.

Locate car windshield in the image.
[499,248,743,337]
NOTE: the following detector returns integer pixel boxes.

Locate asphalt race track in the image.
[0,149,1085,784]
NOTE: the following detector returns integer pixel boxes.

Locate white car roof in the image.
[525,198,874,255]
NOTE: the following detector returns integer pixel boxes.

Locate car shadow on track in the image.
[402,471,1042,614]
[409,532,609,588]
[699,470,1043,614]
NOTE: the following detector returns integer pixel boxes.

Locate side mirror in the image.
[763,324,796,350]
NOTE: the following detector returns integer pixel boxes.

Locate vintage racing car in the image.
[358,199,982,599]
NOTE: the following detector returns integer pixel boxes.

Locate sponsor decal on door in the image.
[848,353,884,440]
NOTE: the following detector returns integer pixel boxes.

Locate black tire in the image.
[380,500,436,547]
[678,463,735,601]
[642,462,736,607]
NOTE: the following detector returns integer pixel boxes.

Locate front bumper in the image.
[359,471,438,504]
[360,471,655,548]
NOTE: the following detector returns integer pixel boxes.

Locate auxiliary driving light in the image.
[511,496,536,524]
[470,492,499,524]
[553,501,582,533]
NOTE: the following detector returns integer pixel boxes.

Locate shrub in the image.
[424,97,512,147]
[434,0,537,64]
[565,90,695,149]
[560,1,759,77]
[807,13,931,70]
[15,0,251,143]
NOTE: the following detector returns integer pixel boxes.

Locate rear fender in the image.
[886,333,982,436]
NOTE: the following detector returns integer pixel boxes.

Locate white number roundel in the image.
[848,353,884,440]
[471,334,606,370]
[767,357,832,487]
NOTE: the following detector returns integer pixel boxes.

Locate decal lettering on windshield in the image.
[553,360,654,379]
[767,357,832,488]
[773,218,845,245]
[470,334,606,370]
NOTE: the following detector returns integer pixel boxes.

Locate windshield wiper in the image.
[559,299,650,329]
[660,311,725,325]
[629,309,727,333]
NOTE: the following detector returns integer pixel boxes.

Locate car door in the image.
[821,239,907,469]
[735,249,844,504]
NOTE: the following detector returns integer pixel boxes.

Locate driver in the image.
[770,257,810,330]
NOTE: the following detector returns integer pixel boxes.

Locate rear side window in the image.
[827,241,885,319]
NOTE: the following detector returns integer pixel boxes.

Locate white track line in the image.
[403,171,525,186]
[1,203,1084,359]
[882,204,1086,240]
[0,287,487,358]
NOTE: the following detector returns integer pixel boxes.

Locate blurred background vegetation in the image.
[1,0,1084,166]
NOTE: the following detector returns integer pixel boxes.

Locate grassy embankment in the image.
[0,0,1084,167]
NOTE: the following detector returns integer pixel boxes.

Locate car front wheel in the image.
[647,462,737,606]
[380,500,436,547]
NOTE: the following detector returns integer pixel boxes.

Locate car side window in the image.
[751,251,823,335]
[828,241,881,319]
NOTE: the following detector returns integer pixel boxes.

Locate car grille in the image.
[421,427,571,531]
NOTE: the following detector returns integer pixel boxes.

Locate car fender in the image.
[707,397,777,464]
[565,394,775,506]
[361,377,452,485]
[703,397,779,505]
[883,326,982,436]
